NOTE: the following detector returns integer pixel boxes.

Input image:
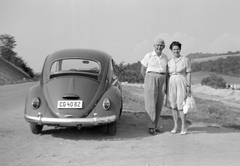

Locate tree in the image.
[0,34,35,78]
[0,34,17,59]
[201,73,226,89]
[0,34,16,50]
[114,61,144,83]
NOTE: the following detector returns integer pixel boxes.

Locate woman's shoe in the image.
[171,129,177,134]
[149,128,157,135]
[180,129,187,135]
[180,131,187,135]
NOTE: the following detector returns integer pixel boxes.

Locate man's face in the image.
[154,40,165,54]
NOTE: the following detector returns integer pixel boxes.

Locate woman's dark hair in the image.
[169,41,182,50]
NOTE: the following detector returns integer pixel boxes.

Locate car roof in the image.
[47,49,112,65]
[41,49,112,84]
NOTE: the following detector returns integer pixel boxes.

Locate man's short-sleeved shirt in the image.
[141,51,168,73]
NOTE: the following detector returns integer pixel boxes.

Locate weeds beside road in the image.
[122,83,240,130]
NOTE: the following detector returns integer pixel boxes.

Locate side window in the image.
[110,59,117,79]
[50,61,60,73]
[50,61,57,73]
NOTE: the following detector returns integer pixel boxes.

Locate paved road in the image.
[0,82,240,166]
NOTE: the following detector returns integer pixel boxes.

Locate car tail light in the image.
[31,98,41,109]
[103,98,111,110]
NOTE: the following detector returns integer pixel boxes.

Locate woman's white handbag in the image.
[183,95,196,114]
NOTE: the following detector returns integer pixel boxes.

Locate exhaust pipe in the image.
[77,125,82,130]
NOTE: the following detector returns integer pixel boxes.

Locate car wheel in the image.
[119,98,123,118]
[107,121,117,136]
[119,106,123,118]
[30,122,43,134]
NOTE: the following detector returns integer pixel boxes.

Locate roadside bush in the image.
[201,73,226,89]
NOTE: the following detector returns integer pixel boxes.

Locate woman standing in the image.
[167,41,191,135]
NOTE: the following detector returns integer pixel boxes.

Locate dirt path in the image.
[1,82,240,166]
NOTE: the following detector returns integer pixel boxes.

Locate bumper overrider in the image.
[24,113,116,127]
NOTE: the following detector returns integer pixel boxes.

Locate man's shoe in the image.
[155,128,163,133]
[149,128,157,135]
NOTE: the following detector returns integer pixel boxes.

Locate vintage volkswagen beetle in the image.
[24,49,122,136]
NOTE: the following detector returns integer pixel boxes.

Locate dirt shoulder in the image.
[192,84,240,110]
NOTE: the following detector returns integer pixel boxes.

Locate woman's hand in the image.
[186,86,191,96]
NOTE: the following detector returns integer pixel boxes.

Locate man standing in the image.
[140,38,168,135]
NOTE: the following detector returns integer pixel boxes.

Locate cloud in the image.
[208,33,240,53]
[131,39,153,63]
[163,32,196,57]
[133,39,152,55]
[133,32,196,60]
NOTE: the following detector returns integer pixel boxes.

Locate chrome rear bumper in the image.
[24,114,116,126]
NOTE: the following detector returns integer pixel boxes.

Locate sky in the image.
[1,0,240,72]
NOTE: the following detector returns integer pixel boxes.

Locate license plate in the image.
[58,100,83,109]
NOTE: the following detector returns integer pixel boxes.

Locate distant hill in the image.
[0,57,32,85]
[190,54,240,63]
[190,55,240,77]
[187,51,240,60]
[114,52,240,83]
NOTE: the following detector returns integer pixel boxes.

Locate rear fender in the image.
[89,86,122,119]
[24,84,47,118]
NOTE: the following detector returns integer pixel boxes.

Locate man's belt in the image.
[147,71,166,75]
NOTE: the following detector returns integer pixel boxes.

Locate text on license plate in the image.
[58,100,83,108]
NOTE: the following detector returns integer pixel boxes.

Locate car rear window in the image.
[50,59,100,79]
[51,59,100,73]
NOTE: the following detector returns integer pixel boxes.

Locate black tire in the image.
[119,98,123,118]
[107,121,117,136]
[119,106,123,118]
[30,123,43,134]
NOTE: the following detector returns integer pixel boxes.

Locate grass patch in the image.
[122,84,144,104]
[122,83,240,128]
[122,84,145,111]
[188,97,240,127]
[0,78,38,86]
